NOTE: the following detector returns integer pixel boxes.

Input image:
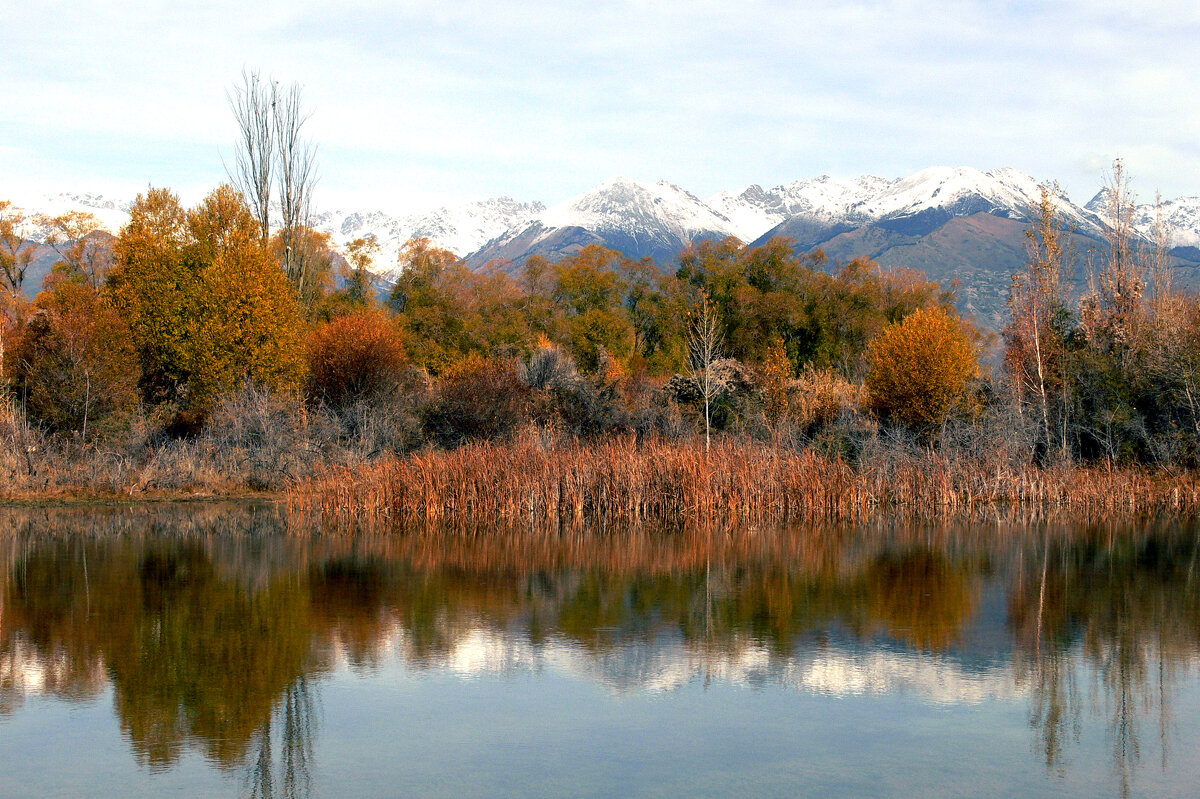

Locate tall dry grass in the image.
[289,432,1200,528]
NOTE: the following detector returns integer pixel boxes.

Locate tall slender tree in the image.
[1006,186,1071,456]
[227,71,319,297]
[274,81,318,294]
[227,70,275,246]
[687,293,724,452]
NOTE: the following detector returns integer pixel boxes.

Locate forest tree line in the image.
[1,159,1199,492]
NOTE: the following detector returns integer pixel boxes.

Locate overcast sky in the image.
[4,0,1198,213]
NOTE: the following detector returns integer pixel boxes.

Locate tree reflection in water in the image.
[0,505,1197,798]
[1009,529,1200,797]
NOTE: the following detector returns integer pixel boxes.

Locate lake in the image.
[1,503,1198,798]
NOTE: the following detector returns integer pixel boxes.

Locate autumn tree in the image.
[272,225,336,310]
[1080,158,1148,360]
[866,306,978,429]
[107,185,307,416]
[40,210,114,290]
[0,200,37,295]
[387,238,476,372]
[8,280,140,441]
[1006,186,1072,457]
[306,309,406,409]
[187,186,308,406]
[343,235,379,306]
[761,336,792,423]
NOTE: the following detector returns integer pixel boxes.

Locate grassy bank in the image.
[289,434,1200,527]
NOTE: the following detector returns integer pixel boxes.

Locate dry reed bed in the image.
[289,436,1200,526]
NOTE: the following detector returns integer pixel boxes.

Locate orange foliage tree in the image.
[306,308,406,409]
[8,280,140,439]
[866,306,978,428]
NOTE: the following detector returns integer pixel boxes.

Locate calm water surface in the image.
[1,504,1198,798]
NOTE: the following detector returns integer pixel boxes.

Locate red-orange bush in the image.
[307,309,407,409]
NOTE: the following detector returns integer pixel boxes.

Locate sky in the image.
[3,0,1199,214]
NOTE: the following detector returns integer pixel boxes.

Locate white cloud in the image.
[2,0,1198,209]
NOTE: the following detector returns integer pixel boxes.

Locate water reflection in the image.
[1,505,1198,798]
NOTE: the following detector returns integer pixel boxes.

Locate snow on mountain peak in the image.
[6,192,131,240]
[537,176,739,240]
[313,196,544,278]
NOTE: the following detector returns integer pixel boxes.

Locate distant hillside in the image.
[10,167,1200,330]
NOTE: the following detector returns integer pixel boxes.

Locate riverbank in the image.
[8,432,1199,519]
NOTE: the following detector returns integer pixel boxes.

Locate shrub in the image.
[789,366,863,433]
[307,309,407,410]
[421,355,529,446]
[866,306,978,428]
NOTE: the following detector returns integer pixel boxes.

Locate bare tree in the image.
[274,81,318,295]
[1008,186,1071,457]
[687,294,724,452]
[227,70,275,245]
[227,71,320,298]
[1148,191,1172,315]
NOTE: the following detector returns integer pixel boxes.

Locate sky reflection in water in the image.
[1,504,1198,798]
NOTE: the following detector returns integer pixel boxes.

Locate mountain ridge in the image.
[10,168,1200,330]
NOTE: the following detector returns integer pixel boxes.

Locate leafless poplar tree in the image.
[274,81,318,294]
[1148,191,1172,314]
[228,71,319,295]
[1009,186,1070,456]
[228,70,275,245]
[687,294,724,452]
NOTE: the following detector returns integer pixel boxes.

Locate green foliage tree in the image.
[550,245,636,373]
[678,237,951,377]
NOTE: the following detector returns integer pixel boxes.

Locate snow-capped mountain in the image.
[10,168,1200,311]
[708,174,894,242]
[5,192,544,280]
[853,166,1098,229]
[1084,190,1200,250]
[311,197,544,278]
[712,166,1103,248]
[6,192,132,240]
[468,176,741,269]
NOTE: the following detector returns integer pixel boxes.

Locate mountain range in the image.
[11,166,1200,330]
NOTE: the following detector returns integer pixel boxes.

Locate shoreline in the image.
[5,439,1198,520]
[0,490,283,509]
[290,437,1200,526]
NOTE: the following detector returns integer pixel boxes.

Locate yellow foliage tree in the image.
[866,306,978,428]
[107,185,306,413]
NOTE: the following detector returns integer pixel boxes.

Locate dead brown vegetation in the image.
[290,433,1200,527]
